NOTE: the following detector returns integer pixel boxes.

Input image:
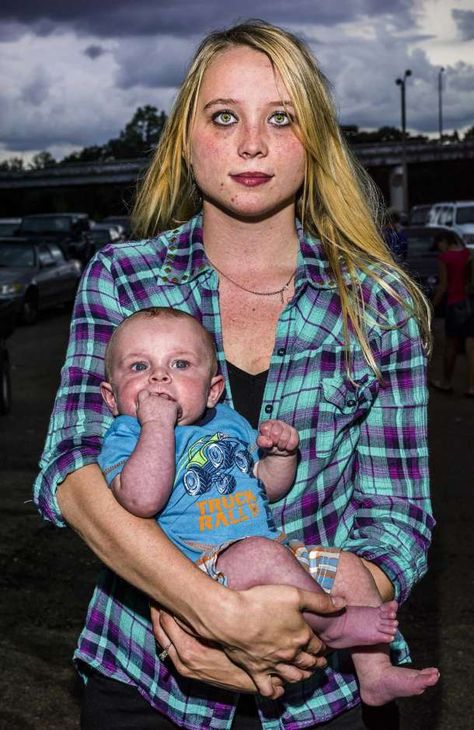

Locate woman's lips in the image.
[230,172,273,187]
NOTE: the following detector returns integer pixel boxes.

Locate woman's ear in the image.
[207,374,225,408]
[100,381,119,416]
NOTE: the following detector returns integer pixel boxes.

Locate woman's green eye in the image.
[213,111,236,126]
[271,112,291,126]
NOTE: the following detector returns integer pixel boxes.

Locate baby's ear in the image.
[207,374,225,407]
[100,381,119,416]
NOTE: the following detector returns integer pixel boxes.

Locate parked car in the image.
[0,238,82,324]
[101,215,131,238]
[0,218,22,237]
[18,213,92,262]
[403,225,464,302]
[0,299,16,414]
[427,201,474,248]
[408,205,433,227]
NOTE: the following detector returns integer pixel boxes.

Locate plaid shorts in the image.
[195,537,341,593]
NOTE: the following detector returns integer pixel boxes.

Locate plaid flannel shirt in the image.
[33,214,434,728]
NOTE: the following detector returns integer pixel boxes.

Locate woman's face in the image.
[189,45,306,222]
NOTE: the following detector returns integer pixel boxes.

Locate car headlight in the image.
[463,234,474,245]
[0,282,24,295]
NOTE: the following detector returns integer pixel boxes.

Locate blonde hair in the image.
[132,20,431,375]
[104,307,218,382]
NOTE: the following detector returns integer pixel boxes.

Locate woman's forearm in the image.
[56,463,343,693]
[361,559,395,602]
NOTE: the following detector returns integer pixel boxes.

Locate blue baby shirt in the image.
[98,403,279,561]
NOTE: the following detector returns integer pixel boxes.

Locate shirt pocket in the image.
[315,374,379,457]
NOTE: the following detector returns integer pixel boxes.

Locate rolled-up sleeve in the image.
[343,299,434,603]
[33,253,123,526]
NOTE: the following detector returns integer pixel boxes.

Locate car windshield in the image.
[20,216,72,234]
[456,206,474,225]
[405,234,436,255]
[0,222,20,236]
[0,243,35,267]
[410,207,431,225]
[90,231,110,243]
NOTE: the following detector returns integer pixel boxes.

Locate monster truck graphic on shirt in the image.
[178,432,254,496]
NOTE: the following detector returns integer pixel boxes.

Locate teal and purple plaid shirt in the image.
[33,214,434,727]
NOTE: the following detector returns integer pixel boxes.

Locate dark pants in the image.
[81,672,399,730]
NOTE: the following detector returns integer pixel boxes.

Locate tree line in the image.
[1,105,473,172]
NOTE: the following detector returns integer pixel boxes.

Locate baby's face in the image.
[103,315,222,425]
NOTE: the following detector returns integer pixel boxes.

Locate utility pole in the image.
[438,67,445,141]
[396,69,412,215]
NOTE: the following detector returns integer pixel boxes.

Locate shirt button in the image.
[346,398,356,407]
[264,404,273,414]
[277,347,286,356]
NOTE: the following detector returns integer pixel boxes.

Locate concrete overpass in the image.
[1,140,473,216]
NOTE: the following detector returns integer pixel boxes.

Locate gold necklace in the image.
[206,255,296,304]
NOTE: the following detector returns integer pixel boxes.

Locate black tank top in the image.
[226,361,269,717]
[226,361,269,429]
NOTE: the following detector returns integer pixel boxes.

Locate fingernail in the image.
[331,596,345,609]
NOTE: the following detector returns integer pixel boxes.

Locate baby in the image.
[98,306,439,705]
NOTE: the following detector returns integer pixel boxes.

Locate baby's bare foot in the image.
[319,601,398,649]
[360,665,440,706]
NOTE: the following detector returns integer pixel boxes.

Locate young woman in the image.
[431,230,474,396]
[34,20,434,730]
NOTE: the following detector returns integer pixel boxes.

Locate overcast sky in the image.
[1,0,473,162]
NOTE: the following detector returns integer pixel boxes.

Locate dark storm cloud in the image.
[452,9,474,41]
[84,44,107,60]
[0,0,414,39]
[20,69,51,107]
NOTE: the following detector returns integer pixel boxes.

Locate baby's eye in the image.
[212,110,237,126]
[172,359,190,369]
[131,361,148,372]
[269,111,293,127]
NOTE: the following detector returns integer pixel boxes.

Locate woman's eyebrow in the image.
[203,97,238,110]
[203,98,294,110]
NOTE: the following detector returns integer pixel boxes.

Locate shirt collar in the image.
[157,213,339,290]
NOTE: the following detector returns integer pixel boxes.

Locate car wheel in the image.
[0,344,11,415]
[235,448,253,473]
[183,468,210,496]
[214,473,236,495]
[22,290,39,325]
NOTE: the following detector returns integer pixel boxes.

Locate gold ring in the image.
[158,641,172,661]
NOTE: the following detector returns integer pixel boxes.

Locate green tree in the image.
[59,106,168,165]
[108,106,167,159]
[60,144,111,166]
[0,157,24,171]
[29,151,57,169]
[463,126,474,140]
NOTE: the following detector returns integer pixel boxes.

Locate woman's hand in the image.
[151,585,341,698]
[152,604,286,697]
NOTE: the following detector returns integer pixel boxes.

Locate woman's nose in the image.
[238,122,268,158]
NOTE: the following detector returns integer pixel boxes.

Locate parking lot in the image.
[0,309,473,729]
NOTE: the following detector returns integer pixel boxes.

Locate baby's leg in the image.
[217,538,439,705]
[332,551,439,706]
[216,537,397,648]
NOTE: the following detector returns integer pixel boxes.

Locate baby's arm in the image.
[112,390,178,517]
[254,420,299,501]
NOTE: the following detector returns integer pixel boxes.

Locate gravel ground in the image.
[0,311,473,729]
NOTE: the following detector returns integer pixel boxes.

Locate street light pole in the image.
[438,67,445,141]
[396,69,412,215]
